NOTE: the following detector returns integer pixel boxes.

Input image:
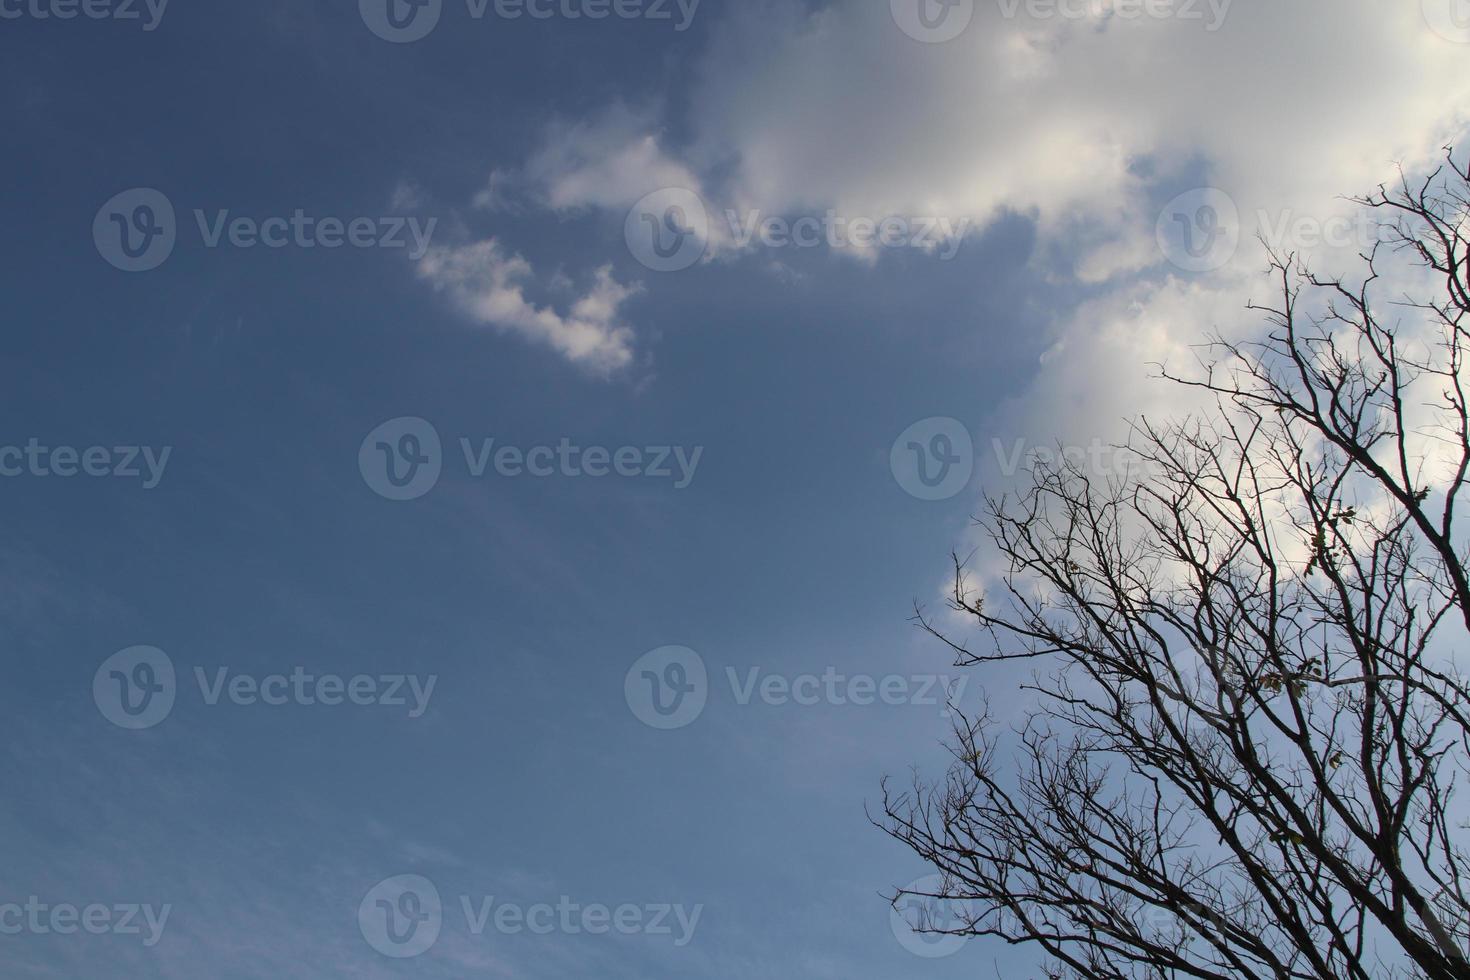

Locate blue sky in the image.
[2,1,1468,977]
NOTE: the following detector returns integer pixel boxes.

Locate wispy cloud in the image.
[416,239,641,377]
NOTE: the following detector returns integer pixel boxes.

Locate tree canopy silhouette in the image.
[881,149,1470,979]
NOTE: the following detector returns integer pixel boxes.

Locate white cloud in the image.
[458,1,1470,387]
[488,0,1468,295]
[416,239,640,376]
[680,1,1468,276]
[520,103,706,213]
[667,0,1469,433]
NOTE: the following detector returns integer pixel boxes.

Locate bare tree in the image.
[880,149,1470,979]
